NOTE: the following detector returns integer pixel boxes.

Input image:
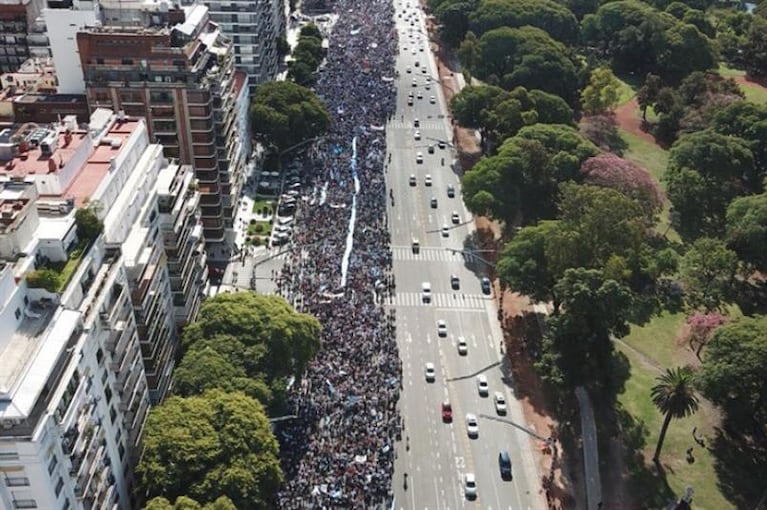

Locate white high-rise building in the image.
[0,108,207,510]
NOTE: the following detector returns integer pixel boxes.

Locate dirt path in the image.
[614,98,655,143]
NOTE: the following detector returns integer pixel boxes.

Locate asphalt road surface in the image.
[386,3,546,509]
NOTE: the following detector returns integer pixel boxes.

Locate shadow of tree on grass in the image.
[710,424,767,508]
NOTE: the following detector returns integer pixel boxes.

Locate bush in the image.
[253,237,262,246]
[250,219,256,225]
[26,268,61,292]
[255,224,264,233]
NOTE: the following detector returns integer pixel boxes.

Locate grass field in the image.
[618,346,731,510]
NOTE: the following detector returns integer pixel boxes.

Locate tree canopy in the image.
[468,0,579,43]
[145,496,237,510]
[678,237,739,311]
[137,390,283,509]
[450,85,573,152]
[461,124,597,223]
[582,0,716,82]
[664,129,756,240]
[579,153,664,217]
[471,26,580,104]
[726,191,767,271]
[697,315,767,433]
[250,81,330,153]
[182,292,321,384]
[580,67,622,115]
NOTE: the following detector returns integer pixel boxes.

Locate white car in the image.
[416,152,423,164]
[451,212,460,224]
[494,392,507,415]
[425,362,436,382]
[416,90,423,99]
[406,66,411,73]
[464,473,477,499]
[457,337,468,355]
[421,281,431,302]
[424,174,432,186]
[430,95,436,104]
[441,225,449,237]
[437,319,447,337]
[466,414,479,438]
[414,130,421,141]
[477,375,489,396]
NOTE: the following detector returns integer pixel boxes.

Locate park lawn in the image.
[252,199,275,216]
[620,129,668,187]
[718,64,767,104]
[616,76,637,106]
[247,221,272,237]
[623,312,686,369]
[617,343,733,510]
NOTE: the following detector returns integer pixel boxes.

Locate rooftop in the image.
[0,114,142,206]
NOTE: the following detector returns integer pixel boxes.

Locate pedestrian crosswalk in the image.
[384,292,490,309]
[392,246,480,263]
[388,120,446,131]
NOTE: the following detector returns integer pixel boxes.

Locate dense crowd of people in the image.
[274,0,402,507]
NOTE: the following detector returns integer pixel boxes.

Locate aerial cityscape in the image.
[0,0,766,508]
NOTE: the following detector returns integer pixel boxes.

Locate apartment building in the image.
[200,0,284,93]
[0,108,205,509]
[0,0,48,74]
[76,4,248,246]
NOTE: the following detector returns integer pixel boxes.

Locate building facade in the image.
[0,108,206,510]
[0,0,47,74]
[77,4,247,246]
[199,0,284,94]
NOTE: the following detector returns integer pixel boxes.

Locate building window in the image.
[118,443,125,461]
[62,500,70,510]
[5,477,30,487]
[47,455,58,475]
[54,477,64,497]
[0,451,20,460]
[105,385,112,404]
[121,58,133,65]
[110,406,117,424]
[96,348,104,363]
[101,370,108,385]
[14,307,21,320]
[13,500,37,509]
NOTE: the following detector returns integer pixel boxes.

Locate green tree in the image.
[182,293,321,383]
[287,60,316,85]
[435,0,476,47]
[697,316,767,433]
[656,22,717,82]
[743,16,767,78]
[468,0,579,43]
[497,221,561,307]
[172,346,273,405]
[472,26,580,104]
[636,73,662,121]
[726,192,767,271]
[461,124,598,223]
[299,23,322,40]
[679,237,739,311]
[137,390,283,508]
[664,129,756,240]
[456,30,480,75]
[581,67,622,115]
[651,366,699,462]
[713,100,767,175]
[538,268,633,393]
[250,81,330,153]
[75,205,103,242]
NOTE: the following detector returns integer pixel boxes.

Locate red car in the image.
[441,402,453,422]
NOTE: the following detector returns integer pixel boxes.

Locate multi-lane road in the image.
[387,3,545,509]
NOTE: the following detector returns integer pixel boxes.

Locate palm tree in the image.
[651,366,699,463]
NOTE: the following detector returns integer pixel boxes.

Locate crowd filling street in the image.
[274,0,402,507]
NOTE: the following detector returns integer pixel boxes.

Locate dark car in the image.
[499,450,512,480]
[446,185,455,198]
[441,402,453,422]
[481,277,492,295]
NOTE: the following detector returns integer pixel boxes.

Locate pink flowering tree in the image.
[679,311,728,360]
[579,153,664,219]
